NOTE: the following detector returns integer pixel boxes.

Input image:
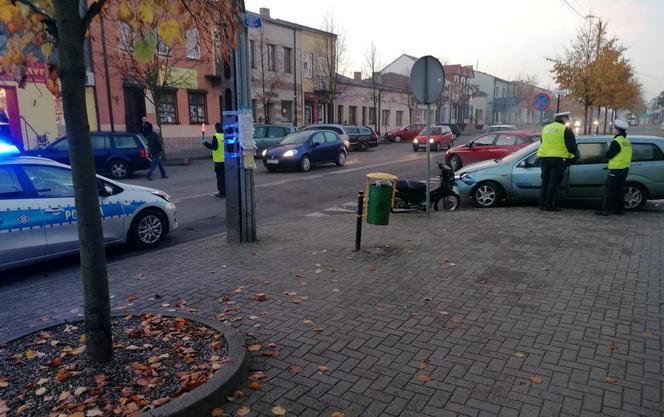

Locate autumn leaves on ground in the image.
[0,314,229,417]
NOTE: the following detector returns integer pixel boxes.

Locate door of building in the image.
[123,86,146,133]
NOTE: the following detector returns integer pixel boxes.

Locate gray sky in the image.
[245,0,664,100]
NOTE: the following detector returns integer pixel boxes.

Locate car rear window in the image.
[268,126,286,137]
[254,126,267,138]
[360,128,371,134]
[346,127,359,134]
[632,143,664,161]
[113,135,139,149]
[0,166,24,199]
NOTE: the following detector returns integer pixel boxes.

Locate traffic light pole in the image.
[225,20,257,243]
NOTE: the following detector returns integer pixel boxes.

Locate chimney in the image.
[259,8,270,19]
[353,72,362,81]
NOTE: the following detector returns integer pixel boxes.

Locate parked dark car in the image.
[253,124,298,157]
[437,123,462,139]
[24,132,150,179]
[301,124,350,151]
[384,123,426,142]
[262,130,347,172]
[344,126,379,151]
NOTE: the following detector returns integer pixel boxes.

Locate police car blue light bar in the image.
[0,142,20,156]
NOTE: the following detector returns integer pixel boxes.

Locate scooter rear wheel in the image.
[434,194,460,211]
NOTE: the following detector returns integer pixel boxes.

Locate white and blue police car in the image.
[0,143,177,271]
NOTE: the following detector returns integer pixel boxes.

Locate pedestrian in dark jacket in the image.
[146,126,167,180]
[141,116,153,138]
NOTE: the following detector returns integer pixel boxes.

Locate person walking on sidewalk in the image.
[537,111,577,211]
[141,116,153,138]
[201,122,225,198]
[596,119,632,216]
[146,126,167,180]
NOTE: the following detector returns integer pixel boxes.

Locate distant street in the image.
[4,126,662,282]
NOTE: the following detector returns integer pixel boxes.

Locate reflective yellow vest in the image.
[538,121,572,158]
[608,135,632,169]
[212,133,225,163]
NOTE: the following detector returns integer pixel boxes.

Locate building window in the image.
[188,92,207,123]
[185,28,200,59]
[283,47,292,74]
[303,53,313,79]
[316,56,326,89]
[382,109,390,127]
[267,44,276,71]
[250,40,256,69]
[118,22,133,53]
[348,106,357,125]
[158,90,178,124]
[337,105,343,124]
[396,110,403,127]
[281,100,293,122]
[251,99,258,121]
[368,107,376,125]
[158,38,170,56]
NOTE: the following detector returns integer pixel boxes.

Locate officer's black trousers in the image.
[215,162,226,195]
[539,157,567,209]
[601,168,628,212]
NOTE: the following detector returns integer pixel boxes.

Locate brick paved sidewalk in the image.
[2,206,663,417]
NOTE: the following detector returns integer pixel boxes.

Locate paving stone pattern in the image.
[1,207,663,417]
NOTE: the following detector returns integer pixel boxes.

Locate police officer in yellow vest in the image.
[200,122,225,198]
[596,119,632,216]
[537,111,578,211]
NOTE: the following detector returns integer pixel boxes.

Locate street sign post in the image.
[409,56,445,217]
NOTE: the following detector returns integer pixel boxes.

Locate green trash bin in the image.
[367,183,392,225]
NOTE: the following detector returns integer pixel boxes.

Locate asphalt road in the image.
[3,140,456,281]
[5,125,663,281]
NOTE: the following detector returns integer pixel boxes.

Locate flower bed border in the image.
[1,311,250,417]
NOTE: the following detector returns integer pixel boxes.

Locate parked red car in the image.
[384,123,426,143]
[444,131,540,171]
[412,125,454,152]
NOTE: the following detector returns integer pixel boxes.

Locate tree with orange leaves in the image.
[0,0,241,363]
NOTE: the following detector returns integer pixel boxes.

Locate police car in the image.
[0,143,177,271]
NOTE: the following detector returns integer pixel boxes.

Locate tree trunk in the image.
[583,105,589,135]
[54,0,113,363]
[603,106,608,134]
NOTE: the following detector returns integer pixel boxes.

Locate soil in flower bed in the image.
[0,314,230,417]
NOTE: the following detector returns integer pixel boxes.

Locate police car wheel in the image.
[130,209,166,249]
[109,160,129,179]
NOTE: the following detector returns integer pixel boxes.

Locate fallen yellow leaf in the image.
[211,407,224,416]
[528,376,543,384]
[272,406,287,416]
[236,406,250,416]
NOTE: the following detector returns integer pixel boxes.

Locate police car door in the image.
[0,164,47,266]
[20,164,126,256]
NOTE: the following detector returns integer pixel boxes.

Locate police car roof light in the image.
[0,142,20,156]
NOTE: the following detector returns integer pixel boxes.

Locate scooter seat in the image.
[396,180,426,192]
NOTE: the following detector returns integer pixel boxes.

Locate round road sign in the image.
[409,56,445,105]
[533,93,551,111]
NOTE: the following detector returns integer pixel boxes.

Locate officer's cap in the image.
[614,119,629,130]
[554,111,571,118]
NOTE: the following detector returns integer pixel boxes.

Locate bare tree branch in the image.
[82,0,109,31]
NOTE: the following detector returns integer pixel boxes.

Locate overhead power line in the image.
[559,0,585,19]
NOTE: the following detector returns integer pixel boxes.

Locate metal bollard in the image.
[355,191,364,251]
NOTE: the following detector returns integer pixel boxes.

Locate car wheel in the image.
[450,155,462,171]
[265,165,277,173]
[129,209,167,249]
[472,182,502,208]
[394,136,402,143]
[434,194,460,211]
[108,159,129,179]
[299,155,311,172]
[335,151,347,167]
[359,141,369,152]
[624,183,647,210]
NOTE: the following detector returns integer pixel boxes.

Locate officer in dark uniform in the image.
[596,119,632,216]
[537,111,578,211]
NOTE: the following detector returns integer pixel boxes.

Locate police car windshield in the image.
[280,132,310,145]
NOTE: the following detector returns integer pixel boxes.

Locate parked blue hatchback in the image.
[262,130,347,172]
[454,135,664,210]
[24,132,151,180]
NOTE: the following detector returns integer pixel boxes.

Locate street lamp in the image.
[593,119,599,135]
